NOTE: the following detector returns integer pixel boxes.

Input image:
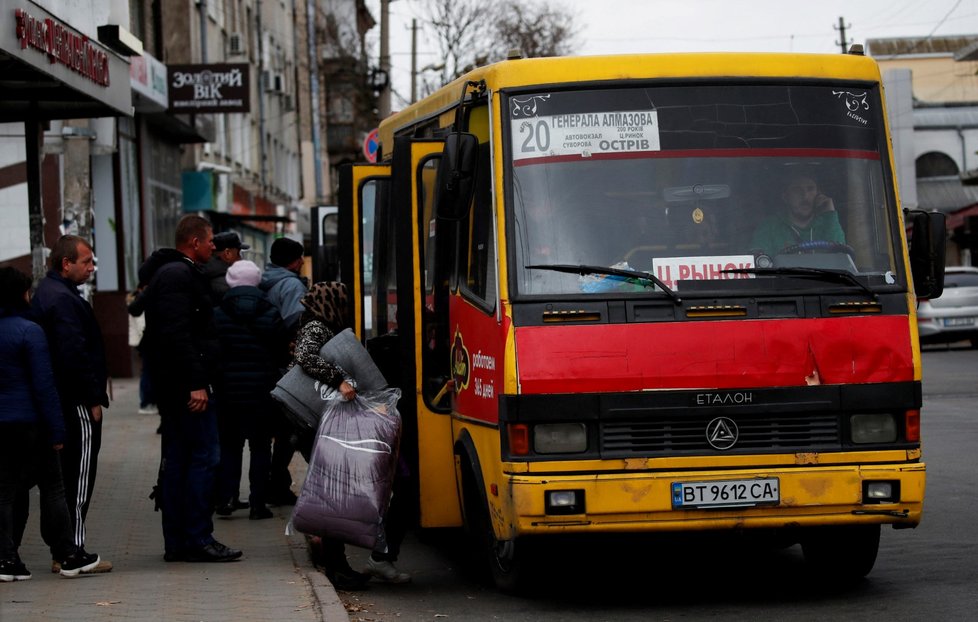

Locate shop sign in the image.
[168,63,250,114]
[130,52,168,111]
[13,8,110,87]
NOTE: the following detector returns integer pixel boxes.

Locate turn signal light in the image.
[508,424,530,456]
[905,409,920,442]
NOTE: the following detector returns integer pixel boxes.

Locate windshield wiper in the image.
[720,266,877,299]
[525,263,682,304]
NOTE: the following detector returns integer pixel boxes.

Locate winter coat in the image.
[213,286,289,409]
[0,309,66,445]
[139,248,221,397]
[260,263,308,332]
[30,270,109,408]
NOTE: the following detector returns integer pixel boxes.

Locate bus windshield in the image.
[505,84,902,297]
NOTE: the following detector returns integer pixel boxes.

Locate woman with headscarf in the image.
[292,282,411,588]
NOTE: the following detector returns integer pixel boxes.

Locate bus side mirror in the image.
[908,210,946,299]
[435,133,479,221]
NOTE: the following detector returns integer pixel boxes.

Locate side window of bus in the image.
[459,143,495,308]
[419,155,453,411]
[360,177,395,340]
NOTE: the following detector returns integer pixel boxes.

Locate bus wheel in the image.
[461,464,529,593]
[801,524,880,581]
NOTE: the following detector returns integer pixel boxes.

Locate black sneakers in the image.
[59,550,100,577]
[249,505,273,520]
[184,541,243,563]
[0,559,32,582]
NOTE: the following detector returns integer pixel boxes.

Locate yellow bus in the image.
[335,48,945,590]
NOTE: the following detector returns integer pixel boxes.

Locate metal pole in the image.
[379,0,391,118]
[26,118,45,282]
[306,0,323,202]
[199,0,208,62]
[410,18,417,104]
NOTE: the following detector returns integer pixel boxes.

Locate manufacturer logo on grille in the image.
[706,417,739,450]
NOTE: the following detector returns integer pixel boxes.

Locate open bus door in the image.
[337,163,390,339]
[338,140,463,530]
[389,136,463,528]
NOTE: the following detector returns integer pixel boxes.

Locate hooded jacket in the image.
[213,285,288,409]
[30,270,109,408]
[139,248,221,397]
[260,263,308,332]
[0,307,66,445]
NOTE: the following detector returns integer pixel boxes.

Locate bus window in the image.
[418,155,452,411]
[458,143,496,309]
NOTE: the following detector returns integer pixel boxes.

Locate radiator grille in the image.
[600,413,840,455]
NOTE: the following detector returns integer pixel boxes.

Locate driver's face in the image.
[783,177,818,224]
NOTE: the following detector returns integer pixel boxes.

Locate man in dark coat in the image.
[212,260,288,519]
[30,235,111,574]
[140,215,242,563]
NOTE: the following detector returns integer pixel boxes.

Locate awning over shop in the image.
[0,0,132,121]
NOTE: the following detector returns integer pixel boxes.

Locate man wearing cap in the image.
[259,237,308,505]
[260,237,307,331]
[204,232,249,306]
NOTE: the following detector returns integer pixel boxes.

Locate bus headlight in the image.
[545,489,585,515]
[863,480,900,503]
[534,423,588,454]
[850,414,897,444]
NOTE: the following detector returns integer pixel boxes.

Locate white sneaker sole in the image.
[60,555,100,577]
[0,574,32,582]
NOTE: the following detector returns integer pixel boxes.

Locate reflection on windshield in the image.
[512,154,897,296]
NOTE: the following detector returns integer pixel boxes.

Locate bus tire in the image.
[801,524,880,581]
[460,461,530,593]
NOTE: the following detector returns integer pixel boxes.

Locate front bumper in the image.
[505,462,924,535]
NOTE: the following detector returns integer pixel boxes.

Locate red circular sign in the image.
[363,128,379,163]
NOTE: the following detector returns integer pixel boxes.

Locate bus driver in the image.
[749,169,845,257]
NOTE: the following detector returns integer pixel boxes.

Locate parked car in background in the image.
[917,266,978,347]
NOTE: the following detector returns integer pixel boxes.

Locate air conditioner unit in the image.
[282,94,294,111]
[228,32,245,56]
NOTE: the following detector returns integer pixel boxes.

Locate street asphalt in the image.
[0,377,349,622]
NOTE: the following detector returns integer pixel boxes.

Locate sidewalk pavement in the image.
[0,377,349,622]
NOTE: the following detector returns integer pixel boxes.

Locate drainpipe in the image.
[306,0,323,203]
[256,0,268,191]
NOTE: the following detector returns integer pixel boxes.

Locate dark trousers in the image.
[372,473,410,562]
[216,405,272,508]
[268,408,296,497]
[61,404,102,549]
[0,423,78,563]
[159,396,220,553]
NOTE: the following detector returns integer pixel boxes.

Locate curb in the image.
[288,530,350,621]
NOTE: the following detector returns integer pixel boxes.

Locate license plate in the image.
[672,478,780,509]
[943,317,975,327]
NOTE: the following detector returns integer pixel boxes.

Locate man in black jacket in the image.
[31,235,111,574]
[140,215,242,563]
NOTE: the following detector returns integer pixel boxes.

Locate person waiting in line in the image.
[749,168,846,257]
[30,235,113,574]
[212,260,289,520]
[140,215,242,563]
[261,237,309,507]
[0,267,101,581]
[291,282,411,589]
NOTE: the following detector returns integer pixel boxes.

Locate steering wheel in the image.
[780,240,856,257]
